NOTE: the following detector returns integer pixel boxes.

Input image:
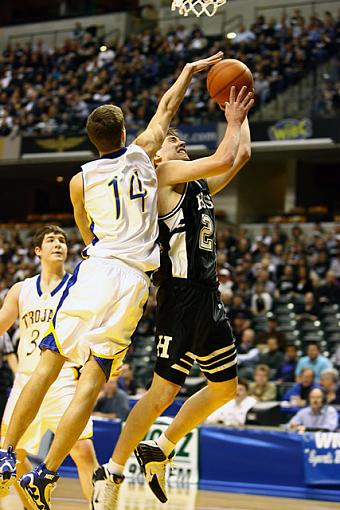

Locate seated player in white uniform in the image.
[0,52,224,510]
[0,226,96,508]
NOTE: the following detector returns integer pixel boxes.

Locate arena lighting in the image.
[226,32,236,39]
[100,45,107,52]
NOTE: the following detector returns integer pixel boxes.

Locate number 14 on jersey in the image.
[108,170,147,219]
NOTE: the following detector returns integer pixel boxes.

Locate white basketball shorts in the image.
[40,256,150,379]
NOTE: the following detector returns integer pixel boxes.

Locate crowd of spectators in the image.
[314,57,340,117]
[0,221,339,428]
[0,8,339,137]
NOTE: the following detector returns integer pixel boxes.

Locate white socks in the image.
[156,433,176,457]
[107,459,124,477]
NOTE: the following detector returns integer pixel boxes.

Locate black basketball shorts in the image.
[154,279,238,387]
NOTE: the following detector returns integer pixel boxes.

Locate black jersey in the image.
[154,179,217,286]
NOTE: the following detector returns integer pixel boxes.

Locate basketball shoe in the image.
[134,440,174,503]
[0,446,16,496]
[19,463,59,510]
[91,464,124,510]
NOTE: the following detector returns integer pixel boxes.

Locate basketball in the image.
[207,59,254,106]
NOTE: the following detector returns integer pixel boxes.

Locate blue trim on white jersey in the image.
[93,356,114,382]
[39,263,82,355]
[100,147,127,159]
[36,273,70,298]
[51,273,70,296]
[89,220,100,246]
[52,262,82,326]
[82,219,99,258]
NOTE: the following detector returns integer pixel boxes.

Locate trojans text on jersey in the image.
[22,308,54,328]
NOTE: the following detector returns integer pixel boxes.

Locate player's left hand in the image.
[188,51,224,73]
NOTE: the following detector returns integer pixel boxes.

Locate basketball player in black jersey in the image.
[92,86,254,508]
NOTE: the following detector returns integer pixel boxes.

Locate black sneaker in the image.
[91,464,124,510]
[134,440,174,503]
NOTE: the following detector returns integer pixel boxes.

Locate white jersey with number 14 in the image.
[81,144,159,272]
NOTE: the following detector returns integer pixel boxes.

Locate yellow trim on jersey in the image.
[72,367,81,381]
[90,350,117,360]
[78,432,93,440]
[45,321,67,358]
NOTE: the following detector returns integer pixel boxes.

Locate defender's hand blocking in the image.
[224,86,254,125]
[187,51,224,74]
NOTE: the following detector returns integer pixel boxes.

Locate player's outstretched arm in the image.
[70,172,94,246]
[134,52,223,160]
[157,86,254,186]
[207,117,251,195]
[0,282,21,336]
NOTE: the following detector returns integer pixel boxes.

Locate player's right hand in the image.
[223,86,254,125]
[188,51,224,73]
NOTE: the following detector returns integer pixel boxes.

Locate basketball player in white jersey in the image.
[0,226,96,508]
[0,53,224,510]
[91,88,254,509]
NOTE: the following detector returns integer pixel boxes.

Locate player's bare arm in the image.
[157,86,254,187]
[4,353,18,375]
[0,282,22,336]
[207,117,251,195]
[134,52,223,159]
[70,172,94,246]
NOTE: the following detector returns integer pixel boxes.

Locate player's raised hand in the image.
[223,86,254,125]
[188,51,224,73]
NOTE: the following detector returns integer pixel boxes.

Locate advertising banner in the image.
[303,432,340,485]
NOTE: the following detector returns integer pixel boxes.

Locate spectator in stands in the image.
[276,343,298,383]
[259,337,285,377]
[316,270,340,304]
[295,292,321,322]
[257,314,287,347]
[312,250,330,280]
[283,368,318,406]
[118,364,139,396]
[332,345,340,369]
[206,379,256,427]
[288,388,338,432]
[217,268,233,295]
[93,378,130,421]
[237,328,259,379]
[330,251,340,279]
[227,293,252,342]
[294,266,313,295]
[0,332,17,423]
[276,265,295,296]
[320,368,340,405]
[249,365,277,402]
[253,269,275,296]
[295,342,332,382]
[251,282,272,316]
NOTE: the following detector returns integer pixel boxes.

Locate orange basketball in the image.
[207,59,253,106]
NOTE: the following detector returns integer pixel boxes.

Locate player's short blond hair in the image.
[86,105,125,153]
